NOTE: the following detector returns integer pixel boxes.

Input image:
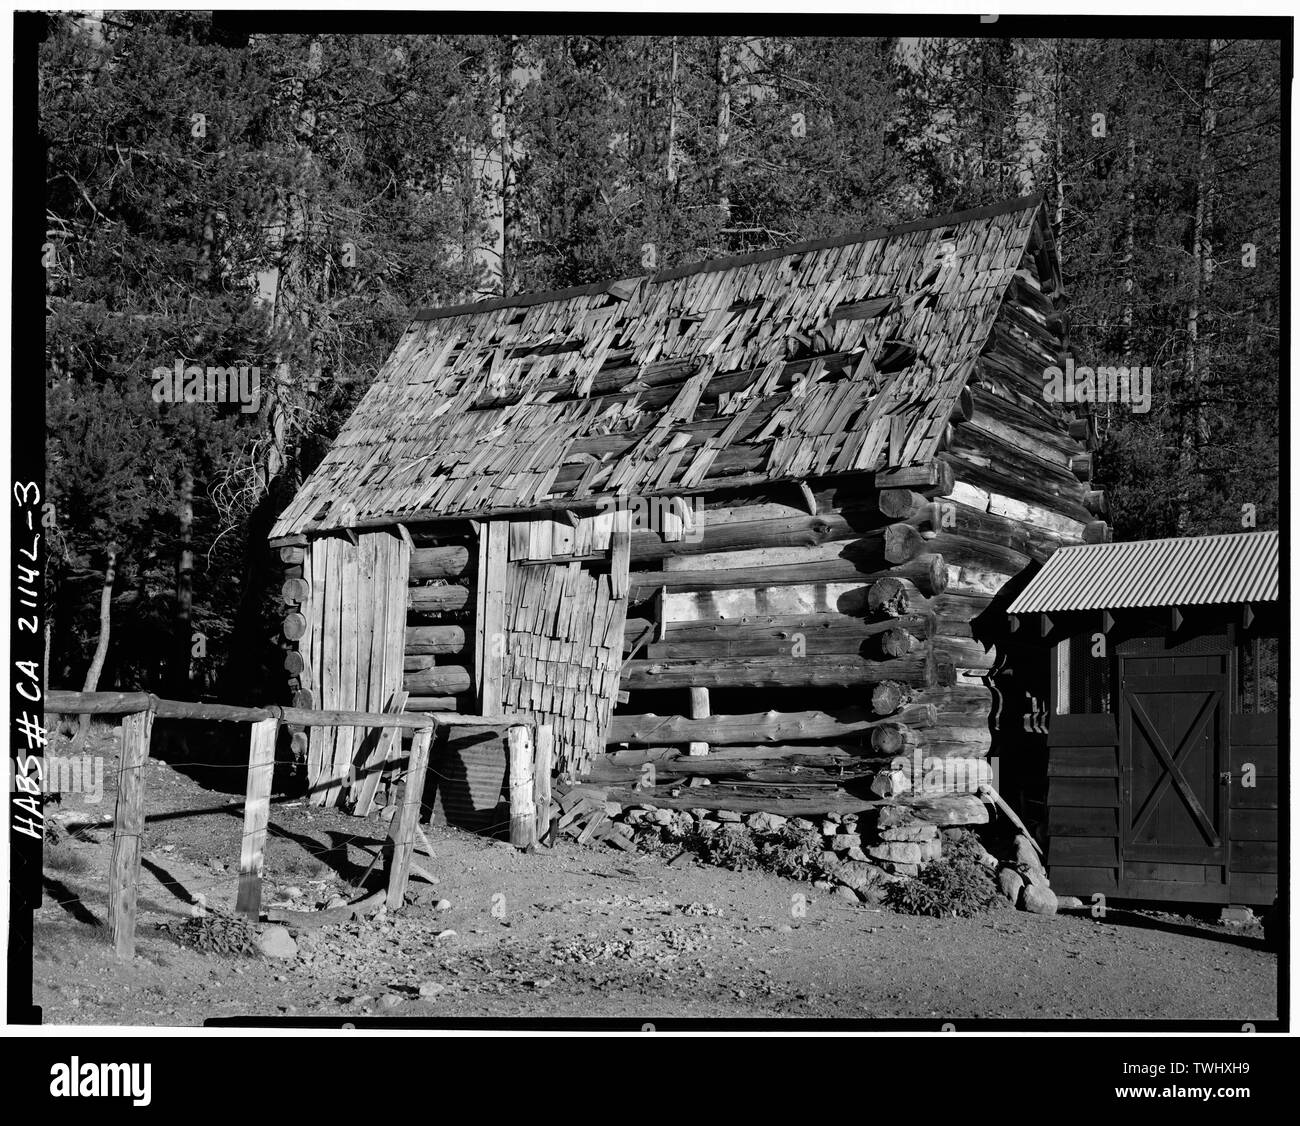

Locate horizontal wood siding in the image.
[1230,777,1279,809]
[1047,746,1118,777]
[1227,872,1278,903]
[1049,865,1118,897]
[1231,841,1278,873]
[1051,836,1118,867]
[1231,713,1278,743]
[1124,861,1224,884]
[1229,808,1276,841]
[1228,711,1278,899]
[1230,743,1277,775]
[1046,712,1122,901]
[1046,714,1117,747]
[1047,777,1119,807]
[1047,805,1117,836]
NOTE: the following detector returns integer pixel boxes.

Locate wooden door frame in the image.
[1118,659,1231,886]
[475,520,510,714]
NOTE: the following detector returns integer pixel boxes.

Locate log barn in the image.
[1007,532,1280,907]
[269,193,1107,832]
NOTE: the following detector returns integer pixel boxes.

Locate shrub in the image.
[756,825,831,881]
[278,852,330,879]
[675,822,833,882]
[157,909,259,957]
[44,843,90,875]
[630,823,682,858]
[680,824,762,872]
[883,829,1002,918]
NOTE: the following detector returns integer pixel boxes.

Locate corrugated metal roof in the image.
[430,727,508,833]
[1007,531,1278,613]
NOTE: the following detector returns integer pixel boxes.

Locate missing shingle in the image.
[875,340,918,374]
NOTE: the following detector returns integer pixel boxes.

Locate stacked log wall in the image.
[598,473,976,812]
[402,524,477,713]
[277,527,478,722]
[596,227,1103,815]
[276,540,312,762]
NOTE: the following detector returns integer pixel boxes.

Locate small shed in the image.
[1007,531,1280,906]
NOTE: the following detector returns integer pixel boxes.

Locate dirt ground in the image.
[31,726,1279,1026]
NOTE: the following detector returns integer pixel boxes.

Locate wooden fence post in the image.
[508,725,536,848]
[533,717,553,842]
[533,724,553,844]
[386,726,433,910]
[108,709,153,958]
[236,717,279,919]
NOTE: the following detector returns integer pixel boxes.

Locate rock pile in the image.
[596,801,964,906]
[555,786,1070,920]
[990,832,1060,915]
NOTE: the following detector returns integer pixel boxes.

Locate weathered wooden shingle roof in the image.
[272,195,1051,539]
[1007,531,1280,613]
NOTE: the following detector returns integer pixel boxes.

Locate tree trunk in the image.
[484,35,519,297]
[260,34,324,491]
[1121,134,1136,362]
[1180,38,1219,532]
[500,35,518,296]
[715,36,732,228]
[1052,41,1066,268]
[223,35,323,703]
[1109,127,1136,450]
[171,465,194,698]
[75,544,117,749]
[666,37,679,185]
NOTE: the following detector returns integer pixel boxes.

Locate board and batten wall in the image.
[280,529,412,808]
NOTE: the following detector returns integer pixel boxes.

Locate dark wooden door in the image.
[1119,671,1228,891]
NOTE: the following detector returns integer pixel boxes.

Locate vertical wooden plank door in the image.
[1119,669,1228,894]
[300,530,411,806]
[476,514,630,779]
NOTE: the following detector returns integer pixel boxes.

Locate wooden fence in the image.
[44,690,548,958]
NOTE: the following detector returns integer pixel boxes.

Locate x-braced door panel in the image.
[1120,673,1228,883]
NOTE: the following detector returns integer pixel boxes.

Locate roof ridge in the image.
[1059,529,1278,550]
[414,193,1044,324]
